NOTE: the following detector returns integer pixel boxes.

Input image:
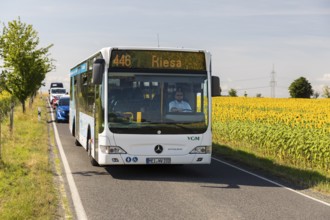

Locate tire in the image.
[72,120,75,137]
[75,139,81,146]
[88,139,99,166]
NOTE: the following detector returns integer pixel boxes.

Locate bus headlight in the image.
[190,146,211,154]
[100,145,127,154]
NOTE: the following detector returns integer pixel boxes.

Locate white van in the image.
[49,88,67,105]
[48,82,64,94]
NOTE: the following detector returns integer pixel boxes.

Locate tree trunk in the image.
[29,91,37,108]
[9,101,15,133]
[29,95,34,109]
[21,99,26,113]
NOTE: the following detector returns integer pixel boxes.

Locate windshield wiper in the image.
[166,123,196,133]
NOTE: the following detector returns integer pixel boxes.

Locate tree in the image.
[0,17,54,113]
[228,88,237,97]
[323,85,330,98]
[288,77,313,98]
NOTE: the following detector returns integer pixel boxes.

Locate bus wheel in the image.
[72,120,75,137]
[88,139,99,166]
[75,139,81,146]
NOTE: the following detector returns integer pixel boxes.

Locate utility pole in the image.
[270,65,276,98]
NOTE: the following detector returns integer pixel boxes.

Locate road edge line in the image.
[212,157,330,207]
[51,106,88,220]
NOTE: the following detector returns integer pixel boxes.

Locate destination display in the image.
[109,50,206,72]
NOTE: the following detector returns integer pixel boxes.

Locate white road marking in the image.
[212,157,330,207]
[50,105,88,220]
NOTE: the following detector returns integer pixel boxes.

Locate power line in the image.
[236,86,270,91]
[222,77,268,82]
[222,86,269,92]
[277,85,289,89]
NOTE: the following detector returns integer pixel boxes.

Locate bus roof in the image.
[70,47,211,76]
[72,47,209,66]
[100,46,207,52]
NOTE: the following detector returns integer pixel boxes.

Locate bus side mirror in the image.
[211,76,221,97]
[92,59,105,85]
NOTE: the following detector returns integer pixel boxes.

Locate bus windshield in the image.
[107,73,208,134]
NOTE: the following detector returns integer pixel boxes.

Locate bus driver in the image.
[169,90,192,112]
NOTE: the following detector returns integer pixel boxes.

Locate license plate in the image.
[146,158,171,164]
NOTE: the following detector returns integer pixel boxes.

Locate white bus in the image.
[69,47,220,166]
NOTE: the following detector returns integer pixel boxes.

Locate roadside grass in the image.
[0,95,58,219]
[213,142,330,195]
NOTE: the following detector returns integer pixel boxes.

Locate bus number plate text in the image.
[146,158,171,164]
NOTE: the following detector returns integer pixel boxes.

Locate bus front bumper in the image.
[97,153,211,165]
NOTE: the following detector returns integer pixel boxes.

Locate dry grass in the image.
[0,95,59,219]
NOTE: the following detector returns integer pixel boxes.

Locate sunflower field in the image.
[212,97,330,173]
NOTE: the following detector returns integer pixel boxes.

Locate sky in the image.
[1,0,330,97]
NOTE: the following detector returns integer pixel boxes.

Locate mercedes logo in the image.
[154,145,163,154]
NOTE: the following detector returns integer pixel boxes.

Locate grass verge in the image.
[0,95,59,219]
[213,142,330,195]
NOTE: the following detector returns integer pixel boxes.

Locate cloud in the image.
[317,73,330,82]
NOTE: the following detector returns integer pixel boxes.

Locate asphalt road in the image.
[55,122,330,220]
